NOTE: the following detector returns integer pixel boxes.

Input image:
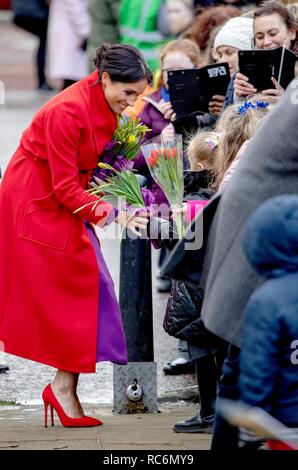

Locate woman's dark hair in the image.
[254,1,298,52]
[94,43,153,83]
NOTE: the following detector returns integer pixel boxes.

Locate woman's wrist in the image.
[105,207,119,225]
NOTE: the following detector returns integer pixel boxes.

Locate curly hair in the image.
[183,5,239,53]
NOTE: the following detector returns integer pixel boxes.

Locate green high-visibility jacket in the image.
[119,0,166,72]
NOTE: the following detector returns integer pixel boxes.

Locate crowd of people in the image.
[1,0,298,451]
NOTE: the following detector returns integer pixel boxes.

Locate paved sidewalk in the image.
[0,404,211,450]
[0,10,37,90]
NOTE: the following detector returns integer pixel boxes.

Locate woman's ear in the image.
[197,162,205,171]
[101,71,110,89]
[289,28,296,42]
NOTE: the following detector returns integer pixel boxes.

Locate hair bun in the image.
[94,43,111,69]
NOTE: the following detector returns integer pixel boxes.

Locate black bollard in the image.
[119,232,153,362]
[113,175,157,413]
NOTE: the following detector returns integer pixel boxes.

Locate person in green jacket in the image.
[88,0,121,70]
[119,0,169,72]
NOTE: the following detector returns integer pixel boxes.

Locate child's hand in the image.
[160,101,175,120]
[161,123,175,143]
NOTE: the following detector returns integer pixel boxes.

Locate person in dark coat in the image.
[239,195,298,429]
[160,79,298,448]
[200,81,298,449]
[12,0,52,90]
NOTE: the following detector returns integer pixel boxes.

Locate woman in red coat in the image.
[0,44,151,427]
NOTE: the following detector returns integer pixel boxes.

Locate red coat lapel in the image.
[78,71,118,156]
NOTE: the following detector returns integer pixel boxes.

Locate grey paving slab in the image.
[0,405,212,451]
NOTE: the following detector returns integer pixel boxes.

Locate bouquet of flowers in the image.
[93,116,150,182]
[90,163,155,210]
[75,116,153,217]
[141,135,185,238]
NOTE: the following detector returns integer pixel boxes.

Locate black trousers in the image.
[211,344,241,450]
[13,15,48,87]
[195,347,227,419]
[62,79,77,90]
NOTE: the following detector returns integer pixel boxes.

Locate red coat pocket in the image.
[20,192,72,250]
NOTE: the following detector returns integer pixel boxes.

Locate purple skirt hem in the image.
[84,223,127,365]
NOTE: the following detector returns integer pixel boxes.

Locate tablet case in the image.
[168,62,230,119]
[238,46,297,91]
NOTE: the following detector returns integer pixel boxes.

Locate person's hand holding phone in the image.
[160,101,175,120]
[261,77,284,103]
[234,72,257,98]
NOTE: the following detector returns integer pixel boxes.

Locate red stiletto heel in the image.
[42,384,103,428]
[44,402,55,428]
[50,405,54,426]
[44,402,48,428]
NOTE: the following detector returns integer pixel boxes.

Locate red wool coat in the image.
[0,72,118,373]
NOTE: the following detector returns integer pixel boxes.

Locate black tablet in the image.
[168,62,230,119]
[238,47,297,91]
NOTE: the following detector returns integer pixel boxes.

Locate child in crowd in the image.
[213,100,270,191]
[151,130,227,433]
[239,195,298,450]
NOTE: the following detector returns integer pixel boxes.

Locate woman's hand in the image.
[234,72,257,98]
[160,101,175,120]
[208,95,225,116]
[261,77,284,103]
[115,210,148,236]
[161,123,175,143]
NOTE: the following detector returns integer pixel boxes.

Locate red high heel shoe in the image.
[42,384,103,428]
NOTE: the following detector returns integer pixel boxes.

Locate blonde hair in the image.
[160,38,201,67]
[213,101,269,189]
[187,130,218,171]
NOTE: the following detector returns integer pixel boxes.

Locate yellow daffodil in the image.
[127,135,137,144]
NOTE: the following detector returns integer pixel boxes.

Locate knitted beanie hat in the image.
[214,17,254,51]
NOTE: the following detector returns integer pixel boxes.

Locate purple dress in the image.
[85,223,127,364]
